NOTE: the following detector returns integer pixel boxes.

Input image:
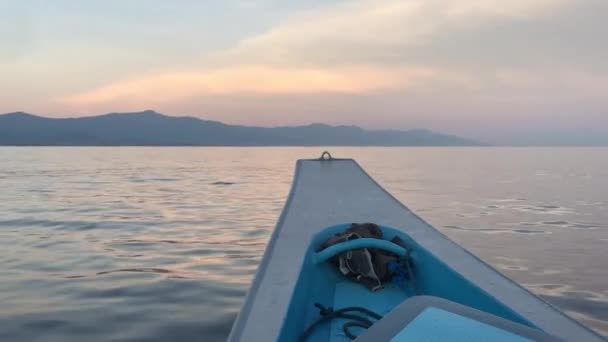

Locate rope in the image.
[298,303,383,341]
[404,256,417,295]
[299,238,416,340]
[402,244,418,295]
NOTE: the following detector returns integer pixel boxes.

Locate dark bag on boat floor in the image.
[318,223,407,292]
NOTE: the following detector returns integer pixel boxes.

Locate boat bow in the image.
[228,156,603,342]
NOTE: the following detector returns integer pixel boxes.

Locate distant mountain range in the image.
[0,111,480,146]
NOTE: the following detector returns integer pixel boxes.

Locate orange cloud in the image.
[58,65,472,109]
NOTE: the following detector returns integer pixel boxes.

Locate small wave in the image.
[536,284,568,291]
[23,319,68,330]
[167,275,196,280]
[542,221,600,230]
[109,238,205,247]
[455,213,491,218]
[223,253,259,259]
[444,225,549,235]
[514,205,573,215]
[493,198,527,203]
[528,284,608,304]
[0,218,127,231]
[211,181,236,185]
[496,264,529,271]
[513,229,546,234]
[96,267,171,276]
[544,220,569,225]
[535,269,563,275]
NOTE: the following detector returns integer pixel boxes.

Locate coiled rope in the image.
[298,303,383,341]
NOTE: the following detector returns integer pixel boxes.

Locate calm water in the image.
[0,147,606,341]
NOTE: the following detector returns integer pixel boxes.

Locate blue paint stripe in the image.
[315,238,407,264]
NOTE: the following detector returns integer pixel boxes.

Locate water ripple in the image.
[0,147,606,340]
[96,268,172,276]
[444,225,550,235]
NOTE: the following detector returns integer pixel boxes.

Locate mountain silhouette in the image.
[0,111,479,146]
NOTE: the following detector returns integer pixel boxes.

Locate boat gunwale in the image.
[227,159,305,342]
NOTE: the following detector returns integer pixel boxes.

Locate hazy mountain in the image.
[0,111,479,146]
[488,129,608,146]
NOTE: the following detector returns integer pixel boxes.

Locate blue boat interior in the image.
[388,307,533,342]
[278,224,540,342]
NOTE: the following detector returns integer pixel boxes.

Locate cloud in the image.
[61,0,567,109]
[217,0,569,66]
[55,0,608,135]
[59,65,473,109]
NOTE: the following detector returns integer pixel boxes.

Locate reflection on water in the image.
[0,147,606,340]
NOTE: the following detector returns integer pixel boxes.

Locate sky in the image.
[1,0,607,143]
